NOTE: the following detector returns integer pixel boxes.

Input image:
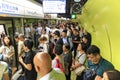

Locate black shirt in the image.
[24,50,37,80]
[72,34,80,48]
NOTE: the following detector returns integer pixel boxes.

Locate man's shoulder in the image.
[101,58,114,68]
[49,68,66,80]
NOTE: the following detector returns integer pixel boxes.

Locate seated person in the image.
[33,52,66,80]
[86,45,114,80]
[102,69,120,80]
[0,61,10,80]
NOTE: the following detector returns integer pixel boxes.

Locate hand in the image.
[95,75,102,80]
[70,65,76,71]
[19,57,23,63]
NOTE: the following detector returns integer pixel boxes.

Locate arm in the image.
[72,40,80,43]
[18,42,24,57]
[3,73,10,80]
[71,59,83,70]
[8,46,15,58]
[95,75,102,80]
[19,57,32,71]
[8,52,14,59]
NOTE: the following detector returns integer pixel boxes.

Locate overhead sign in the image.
[43,0,66,13]
[0,1,24,15]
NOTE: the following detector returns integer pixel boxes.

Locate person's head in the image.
[102,69,120,80]
[61,29,67,38]
[38,36,47,44]
[73,29,79,35]
[82,35,88,43]
[14,34,19,42]
[54,44,63,55]
[18,34,25,41]
[38,22,41,27]
[63,43,70,52]
[77,42,87,52]
[3,36,13,46]
[42,28,46,34]
[33,52,52,77]
[23,39,33,52]
[87,45,101,64]
[53,30,60,39]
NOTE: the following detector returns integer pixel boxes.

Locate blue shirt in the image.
[88,57,114,77]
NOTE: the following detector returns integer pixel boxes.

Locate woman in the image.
[52,44,65,72]
[71,42,87,80]
[0,36,15,66]
[102,69,120,80]
[19,39,37,80]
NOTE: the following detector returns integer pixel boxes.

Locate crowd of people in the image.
[0,21,120,80]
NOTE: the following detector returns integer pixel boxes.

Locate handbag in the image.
[73,53,85,76]
[74,65,85,76]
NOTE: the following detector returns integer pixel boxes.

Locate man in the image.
[61,29,73,50]
[72,29,80,58]
[62,43,72,80]
[33,52,66,80]
[86,45,114,80]
[53,30,63,45]
[18,34,25,74]
[18,34,25,57]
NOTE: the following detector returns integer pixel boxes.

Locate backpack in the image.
[55,59,65,73]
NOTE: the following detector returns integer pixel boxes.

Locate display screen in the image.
[43,0,66,13]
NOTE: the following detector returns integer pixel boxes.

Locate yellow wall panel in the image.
[78,0,120,70]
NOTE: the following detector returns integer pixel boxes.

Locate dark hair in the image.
[62,29,67,33]
[42,28,46,32]
[83,35,89,40]
[3,36,13,46]
[54,30,60,37]
[79,42,87,51]
[73,29,79,33]
[87,45,100,55]
[24,39,33,50]
[14,34,19,39]
[63,43,70,50]
[54,44,63,55]
[105,69,120,80]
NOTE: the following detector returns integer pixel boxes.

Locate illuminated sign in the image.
[43,0,66,13]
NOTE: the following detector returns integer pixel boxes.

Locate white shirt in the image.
[37,27,42,35]
[40,68,66,80]
[25,27,31,38]
[0,61,8,80]
[18,41,24,56]
[62,37,68,44]
[75,51,86,64]
[52,57,65,69]
[0,45,14,58]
